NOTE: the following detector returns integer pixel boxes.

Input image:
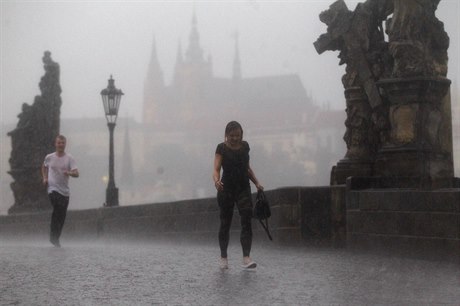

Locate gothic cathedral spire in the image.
[232,31,242,82]
[173,41,184,86]
[120,123,134,186]
[143,35,164,126]
[146,35,164,86]
[185,10,204,63]
[173,10,212,93]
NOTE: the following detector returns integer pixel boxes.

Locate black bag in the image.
[253,190,273,241]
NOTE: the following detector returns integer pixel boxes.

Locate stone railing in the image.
[346,177,460,260]
[0,187,333,245]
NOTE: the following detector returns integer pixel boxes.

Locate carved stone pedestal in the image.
[8,51,61,214]
[346,177,460,262]
[375,77,453,183]
[330,86,374,184]
[331,159,373,185]
[8,168,50,214]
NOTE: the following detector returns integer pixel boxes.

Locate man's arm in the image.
[66,155,79,178]
[41,163,48,185]
[65,168,79,178]
[70,168,79,178]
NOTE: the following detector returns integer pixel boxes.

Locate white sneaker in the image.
[220,258,229,269]
[242,261,257,269]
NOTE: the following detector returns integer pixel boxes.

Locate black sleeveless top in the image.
[215,141,250,192]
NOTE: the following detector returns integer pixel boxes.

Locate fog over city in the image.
[1,1,459,214]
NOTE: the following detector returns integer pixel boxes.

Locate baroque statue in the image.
[315,0,453,185]
[8,51,62,214]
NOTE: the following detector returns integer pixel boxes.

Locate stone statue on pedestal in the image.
[314,0,393,184]
[315,0,453,187]
[8,51,62,214]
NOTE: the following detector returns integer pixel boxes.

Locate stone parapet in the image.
[0,187,334,246]
[346,178,460,261]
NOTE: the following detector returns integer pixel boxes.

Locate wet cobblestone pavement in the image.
[1,240,459,305]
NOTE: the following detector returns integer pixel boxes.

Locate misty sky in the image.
[1,0,458,126]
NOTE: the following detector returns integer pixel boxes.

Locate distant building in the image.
[139,12,345,199]
[0,13,348,214]
[143,12,315,135]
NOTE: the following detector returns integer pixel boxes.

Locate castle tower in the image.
[230,32,242,109]
[185,11,204,63]
[120,123,134,187]
[172,11,212,96]
[143,36,164,127]
[232,32,242,83]
[173,42,184,87]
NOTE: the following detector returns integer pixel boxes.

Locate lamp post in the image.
[101,75,124,207]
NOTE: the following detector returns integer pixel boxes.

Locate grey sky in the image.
[1,0,459,125]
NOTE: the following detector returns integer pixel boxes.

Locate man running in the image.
[42,135,79,247]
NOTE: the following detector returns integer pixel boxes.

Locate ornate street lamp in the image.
[101,75,124,207]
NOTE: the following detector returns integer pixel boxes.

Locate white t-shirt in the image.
[43,152,78,197]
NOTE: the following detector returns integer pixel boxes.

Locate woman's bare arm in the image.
[248,162,263,191]
[213,154,224,191]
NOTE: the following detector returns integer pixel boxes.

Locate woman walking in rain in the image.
[213,121,264,269]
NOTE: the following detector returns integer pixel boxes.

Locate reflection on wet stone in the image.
[1,241,459,305]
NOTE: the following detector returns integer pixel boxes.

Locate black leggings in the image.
[49,191,69,243]
[218,189,253,258]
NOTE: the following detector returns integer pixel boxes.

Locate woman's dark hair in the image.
[225,121,243,139]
